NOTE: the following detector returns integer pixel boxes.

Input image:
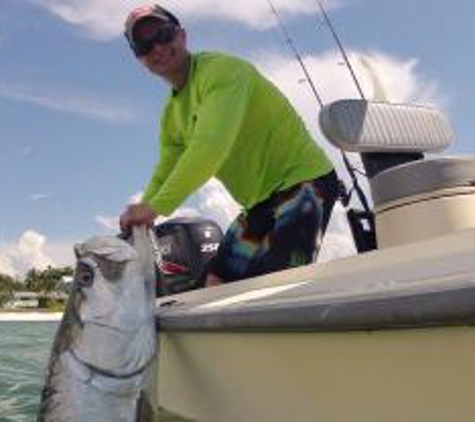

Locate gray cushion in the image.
[371,157,475,207]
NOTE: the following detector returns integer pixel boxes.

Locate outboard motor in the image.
[153,217,223,296]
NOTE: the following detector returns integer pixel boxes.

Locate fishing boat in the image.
[150,98,475,422]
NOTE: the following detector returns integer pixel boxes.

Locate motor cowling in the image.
[153,217,223,296]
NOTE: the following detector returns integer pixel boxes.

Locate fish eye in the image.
[75,260,96,288]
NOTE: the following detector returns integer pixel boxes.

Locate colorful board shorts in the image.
[207,170,339,282]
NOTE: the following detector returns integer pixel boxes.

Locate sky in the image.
[0,0,474,276]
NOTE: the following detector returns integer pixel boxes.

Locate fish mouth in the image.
[69,347,155,380]
[70,333,157,380]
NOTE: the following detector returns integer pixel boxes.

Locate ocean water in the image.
[0,322,57,422]
[0,322,191,422]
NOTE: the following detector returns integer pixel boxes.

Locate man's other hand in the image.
[120,203,157,231]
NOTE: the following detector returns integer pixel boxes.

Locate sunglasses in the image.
[128,25,178,57]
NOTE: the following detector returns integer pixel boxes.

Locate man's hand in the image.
[120,203,157,232]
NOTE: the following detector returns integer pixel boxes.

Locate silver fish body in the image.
[38,227,157,422]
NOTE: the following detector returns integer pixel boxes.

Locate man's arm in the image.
[148,64,253,216]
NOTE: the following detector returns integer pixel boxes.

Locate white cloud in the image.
[170,179,240,229]
[17,231,55,269]
[0,81,139,124]
[28,193,53,202]
[0,255,16,278]
[0,231,58,277]
[44,241,76,268]
[30,0,340,40]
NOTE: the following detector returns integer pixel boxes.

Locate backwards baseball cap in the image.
[124,4,180,44]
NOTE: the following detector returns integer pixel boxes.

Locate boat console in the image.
[320,99,475,247]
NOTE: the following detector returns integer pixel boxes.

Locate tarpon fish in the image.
[38,226,157,421]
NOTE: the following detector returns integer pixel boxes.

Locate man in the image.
[120,4,339,287]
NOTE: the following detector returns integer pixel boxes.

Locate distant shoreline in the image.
[0,311,62,322]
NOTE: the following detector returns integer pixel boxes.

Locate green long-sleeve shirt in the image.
[142,52,333,216]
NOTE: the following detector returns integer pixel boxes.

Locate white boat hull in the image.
[159,327,475,422]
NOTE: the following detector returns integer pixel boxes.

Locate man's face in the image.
[132,18,188,78]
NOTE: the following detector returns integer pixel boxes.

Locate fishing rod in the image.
[316,0,366,100]
[314,0,377,250]
[266,0,324,108]
[267,0,375,251]
[314,1,374,210]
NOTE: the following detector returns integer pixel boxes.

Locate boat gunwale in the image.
[156,281,475,332]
